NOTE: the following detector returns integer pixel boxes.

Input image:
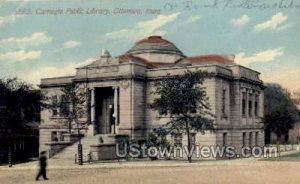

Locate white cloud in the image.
[22,58,95,85]
[254,12,288,32]
[186,15,202,24]
[63,40,81,49]
[235,47,284,66]
[54,40,81,52]
[0,32,50,62]
[231,15,250,28]
[105,12,180,40]
[0,50,41,62]
[136,13,180,31]
[0,15,23,27]
[0,32,52,49]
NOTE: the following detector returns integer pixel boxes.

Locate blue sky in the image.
[0,0,299,92]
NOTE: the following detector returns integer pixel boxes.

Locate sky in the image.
[0,0,299,92]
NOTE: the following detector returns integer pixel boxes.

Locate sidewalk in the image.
[1,149,298,171]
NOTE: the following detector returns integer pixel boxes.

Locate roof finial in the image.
[101,49,111,58]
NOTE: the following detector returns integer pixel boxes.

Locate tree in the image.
[150,70,215,163]
[145,127,171,160]
[262,83,299,144]
[53,83,89,134]
[0,78,44,136]
[0,78,44,162]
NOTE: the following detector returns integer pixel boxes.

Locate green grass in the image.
[262,151,300,161]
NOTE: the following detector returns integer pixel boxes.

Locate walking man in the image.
[35,151,48,181]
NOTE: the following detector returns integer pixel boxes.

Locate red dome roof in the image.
[126,35,184,56]
[136,36,172,45]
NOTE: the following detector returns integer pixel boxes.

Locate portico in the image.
[89,86,119,135]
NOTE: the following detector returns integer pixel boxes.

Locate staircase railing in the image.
[74,152,92,164]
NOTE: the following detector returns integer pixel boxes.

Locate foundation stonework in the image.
[39,36,264,159]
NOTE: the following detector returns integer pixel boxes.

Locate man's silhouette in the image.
[35,151,48,181]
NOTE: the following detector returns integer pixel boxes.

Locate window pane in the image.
[254,95,259,116]
[222,89,226,115]
[174,134,182,147]
[242,92,246,116]
[249,132,252,147]
[248,94,253,117]
[52,96,58,116]
[60,95,69,116]
[255,132,258,146]
[242,132,246,147]
[223,133,227,146]
[190,133,196,146]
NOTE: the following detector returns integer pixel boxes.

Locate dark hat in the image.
[40,151,47,155]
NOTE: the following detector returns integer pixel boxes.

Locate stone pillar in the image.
[88,88,95,136]
[245,90,249,126]
[246,90,249,118]
[251,92,255,119]
[259,91,264,118]
[113,87,119,134]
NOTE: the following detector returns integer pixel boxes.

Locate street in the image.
[1,159,300,184]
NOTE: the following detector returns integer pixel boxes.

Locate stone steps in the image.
[52,135,102,159]
[51,134,117,160]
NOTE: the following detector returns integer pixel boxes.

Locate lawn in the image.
[262,151,300,161]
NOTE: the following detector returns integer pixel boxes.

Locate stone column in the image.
[113,87,119,134]
[246,91,249,117]
[259,91,264,118]
[245,90,249,125]
[251,92,255,119]
[88,88,95,136]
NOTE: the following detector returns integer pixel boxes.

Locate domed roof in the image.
[126,36,184,56]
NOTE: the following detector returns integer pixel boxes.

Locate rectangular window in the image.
[254,95,259,116]
[242,132,246,147]
[222,89,226,115]
[242,92,246,116]
[190,133,196,146]
[248,94,253,117]
[223,132,227,146]
[52,96,58,116]
[173,134,183,147]
[60,95,70,116]
[255,132,259,146]
[249,132,252,147]
[51,132,58,142]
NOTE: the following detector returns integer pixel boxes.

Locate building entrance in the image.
[95,87,114,134]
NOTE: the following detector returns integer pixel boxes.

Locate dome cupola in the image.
[126,36,185,63]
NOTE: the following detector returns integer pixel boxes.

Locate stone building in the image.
[39,36,264,159]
